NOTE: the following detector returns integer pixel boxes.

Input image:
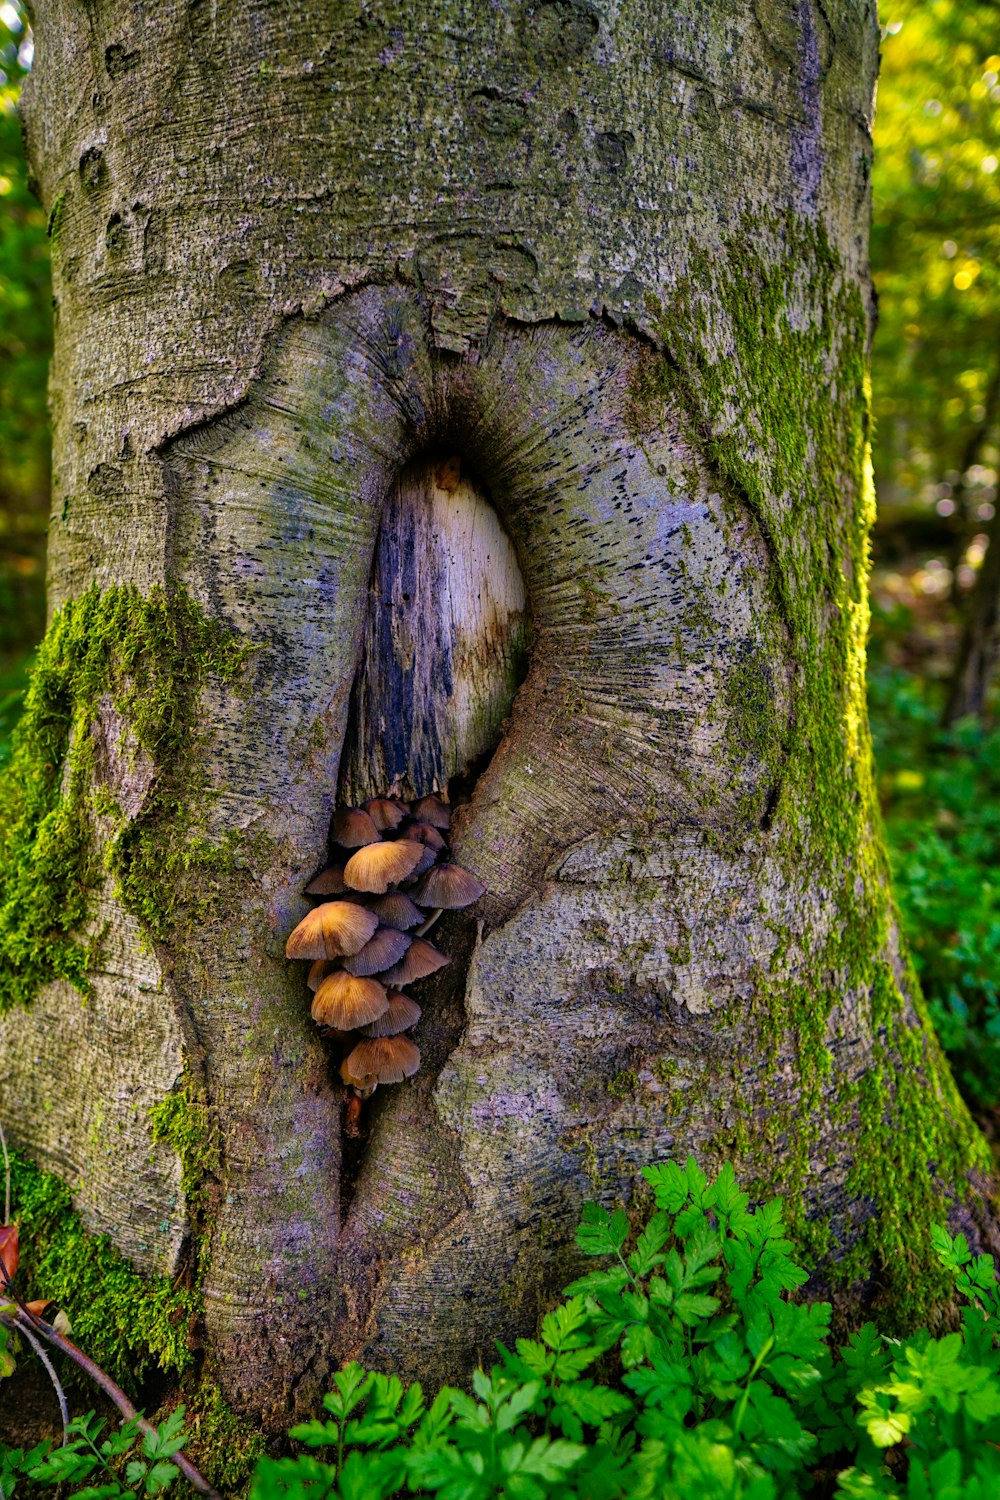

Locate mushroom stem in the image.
[415,907,444,938]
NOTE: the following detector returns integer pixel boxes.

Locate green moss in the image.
[627,211,991,1326]
[180,1378,267,1496]
[0,582,253,1012]
[46,192,65,242]
[607,1070,638,1101]
[8,1147,197,1391]
[150,1075,220,1207]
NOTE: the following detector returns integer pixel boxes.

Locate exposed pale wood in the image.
[339,458,528,805]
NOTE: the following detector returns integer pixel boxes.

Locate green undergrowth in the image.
[630,212,990,1324]
[244,1157,1000,1500]
[7,1147,198,1390]
[868,620,1000,1112]
[0,582,253,1013]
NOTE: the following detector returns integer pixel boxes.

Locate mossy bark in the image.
[2,0,996,1429]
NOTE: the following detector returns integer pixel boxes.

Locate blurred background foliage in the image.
[0,3,999,1112]
[0,0,45,755]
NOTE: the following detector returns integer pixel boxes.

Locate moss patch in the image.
[150,1076,220,1209]
[0,582,253,1013]
[8,1147,198,1391]
[174,1378,267,1496]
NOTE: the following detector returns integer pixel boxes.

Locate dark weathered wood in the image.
[339,457,528,804]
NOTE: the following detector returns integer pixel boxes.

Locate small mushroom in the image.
[368,892,425,930]
[361,991,421,1037]
[341,1035,421,1086]
[364,797,407,832]
[307,958,338,992]
[403,821,447,851]
[331,807,380,848]
[379,937,450,986]
[286,900,379,960]
[312,971,389,1029]
[340,1058,378,1097]
[404,843,438,880]
[413,863,486,910]
[412,794,450,830]
[343,926,412,977]
[305,865,348,896]
[344,838,425,893]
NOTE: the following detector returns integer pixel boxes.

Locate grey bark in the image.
[1,0,990,1429]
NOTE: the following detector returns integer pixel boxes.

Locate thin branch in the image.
[0,1264,220,1500]
[0,1119,10,1225]
[17,1318,223,1500]
[1,1311,70,1442]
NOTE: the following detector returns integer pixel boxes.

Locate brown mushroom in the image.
[305,865,348,896]
[412,794,450,830]
[312,971,389,1029]
[344,838,425,893]
[306,958,338,992]
[379,937,450,986]
[413,863,486,910]
[403,821,447,851]
[331,807,380,848]
[361,991,421,1037]
[343,926,412,977]
[341,1034,421,1086]
[368,892,425,930]
[364,797,407,832]
[286,900,378,960]
[404,843,438,880]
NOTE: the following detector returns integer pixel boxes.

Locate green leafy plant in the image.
[1,1409,189,1500]
[249,1157,1000,1500]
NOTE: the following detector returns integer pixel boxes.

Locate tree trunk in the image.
[943,362,1000,723]
[2,0,996,1432]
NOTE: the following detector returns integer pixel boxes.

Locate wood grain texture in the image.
[339,457,528,804]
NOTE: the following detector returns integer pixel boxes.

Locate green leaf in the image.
[577,1203,630,1257]
[145,1461,180,1495]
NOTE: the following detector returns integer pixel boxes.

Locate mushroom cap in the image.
[307,958,338,992]
[361,991,422,1037]
[412,794,450,830]
[339,1056,378,1094]
[379,937,450,986]
[305,865,348,896]
[286,900,379,960]
[368,892,425,931]
[312,971,389,1029]
[331,807,380,848]
[342,1035,421,1086]
[403,821,447,851]
[413,862,486,910]
[404,843,438,881]
[364,797,408,832]
[344,839,425,893]
[343,926,412,977]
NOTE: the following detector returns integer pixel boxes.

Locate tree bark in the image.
[943,361,1000,723]
[1,0,996,1430]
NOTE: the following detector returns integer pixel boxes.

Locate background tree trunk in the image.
[1,0,996,1431]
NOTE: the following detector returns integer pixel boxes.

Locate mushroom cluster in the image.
[285,793,484,1129]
